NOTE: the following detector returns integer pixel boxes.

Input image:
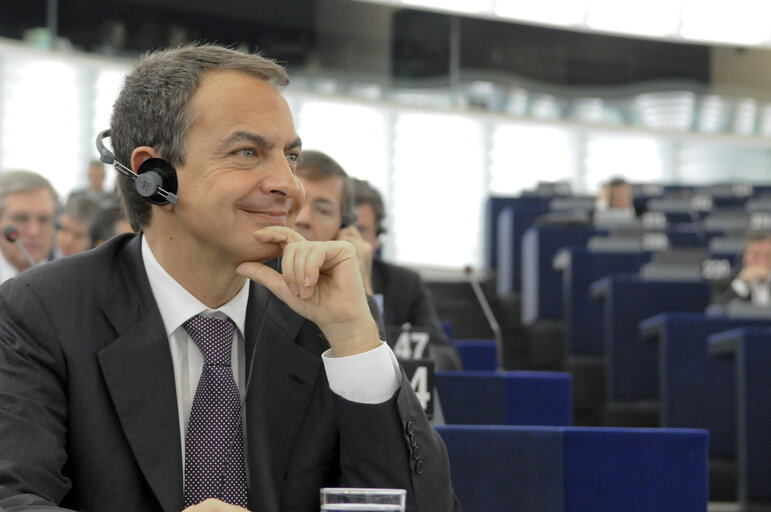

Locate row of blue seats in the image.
[486,218,771,507]
[436,350,709,511]
[491,194,756,297]
[439,424,707,512]
[445,326,769,509]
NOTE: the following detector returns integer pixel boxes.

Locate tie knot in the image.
[183,315,235,366]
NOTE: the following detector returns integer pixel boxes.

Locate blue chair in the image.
[437,425,708,512]
[451,339,497,371]
[710,327,771,507]
[495,199,551,295]
[521,223,597,325]
[641,312,771,458]
[559,247,651,354]
[591,275,711,400]
[436,371,571,426]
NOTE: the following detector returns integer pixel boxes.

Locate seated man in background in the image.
[712,229,771,306]
[0,170,58,283]
[595,176,634,211]
[294,151,461,370]
[67,159,117,207]
[54,194,100,258]
[88,203,133,247]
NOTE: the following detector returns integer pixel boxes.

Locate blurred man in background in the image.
[55,195,100,258]
[88,203,133,247]
[595,176,634,212]
[351,177,461,370]
[0,170,58,283]
[68,159,116,207]
[294,151,461,370]
[712,230,771,306]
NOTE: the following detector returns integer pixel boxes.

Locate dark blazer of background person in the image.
[372,259,462,371]
[0,234,459,512]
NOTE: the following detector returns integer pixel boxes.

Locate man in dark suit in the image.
[712,229,771,306]
[350,178,461,371]
[293,153,460,371]
[0,44,458,512]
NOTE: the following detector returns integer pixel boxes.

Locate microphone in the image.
[3,226,36,268]
[464,265,503,371]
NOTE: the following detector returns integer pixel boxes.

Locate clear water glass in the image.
[320,487,406,511]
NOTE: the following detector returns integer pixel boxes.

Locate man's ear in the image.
[130,146,162,173]
[129,146,176,211]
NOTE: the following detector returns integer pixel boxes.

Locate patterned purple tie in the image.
[183,315,248,508]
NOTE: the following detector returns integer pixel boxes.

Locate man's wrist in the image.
[322,317,381,357]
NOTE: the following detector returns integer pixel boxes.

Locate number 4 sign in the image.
[399,359,435,419]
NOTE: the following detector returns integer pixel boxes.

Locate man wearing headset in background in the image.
[293,152,461,371]
[0,44,458,512]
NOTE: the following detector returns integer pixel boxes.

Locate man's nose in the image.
[294,203,312,227]
[264,157,302,199]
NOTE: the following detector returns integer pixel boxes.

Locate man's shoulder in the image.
[3,234,138,295]
[373,259,422,283]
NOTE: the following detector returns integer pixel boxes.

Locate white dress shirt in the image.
[731,277,771,306]
[140,236,401,464]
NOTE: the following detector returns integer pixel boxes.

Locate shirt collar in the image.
[141,235,249,338]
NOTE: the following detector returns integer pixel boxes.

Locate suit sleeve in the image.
[332,295,460,512]
[333,372,460,512]
[0,278,75,511]
[711,272,746,305]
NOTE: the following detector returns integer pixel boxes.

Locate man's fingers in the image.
[288,244,326,300]
[237,261,296,305]
[253,225,306,246]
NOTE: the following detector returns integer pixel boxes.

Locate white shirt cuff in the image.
[322,342,401,404]
[731,278,751,298]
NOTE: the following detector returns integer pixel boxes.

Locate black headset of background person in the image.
[95,129,180,206]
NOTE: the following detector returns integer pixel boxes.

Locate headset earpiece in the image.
[136,158,178,205]
[95,130,180,205]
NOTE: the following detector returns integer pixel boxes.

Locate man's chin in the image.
[241,243,283,266]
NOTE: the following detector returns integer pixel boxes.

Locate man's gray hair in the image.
[0,170,60,216]
[110,43,290,230]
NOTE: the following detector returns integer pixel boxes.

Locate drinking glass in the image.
[320,487,406,511]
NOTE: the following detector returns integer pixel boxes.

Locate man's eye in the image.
[286,153,300,162]
[237,148,256,158]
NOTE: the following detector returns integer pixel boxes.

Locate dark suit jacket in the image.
[711,269,758,305]
[0,234,458,512]
[372,260,461,371]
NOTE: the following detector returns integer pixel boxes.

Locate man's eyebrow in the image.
[286,137,302,152]
[217,131,272,153]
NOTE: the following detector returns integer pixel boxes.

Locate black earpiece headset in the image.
[95,129,180,205]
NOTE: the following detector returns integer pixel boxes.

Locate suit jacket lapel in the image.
[244,281,322,508]
[96,235,184,512]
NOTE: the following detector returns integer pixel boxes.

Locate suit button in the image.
[406,420,414,435]
[409,434,417,448]
[412,445,420,459]
[415,459,424,474]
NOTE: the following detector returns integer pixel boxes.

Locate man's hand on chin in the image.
[237,226,381,357]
